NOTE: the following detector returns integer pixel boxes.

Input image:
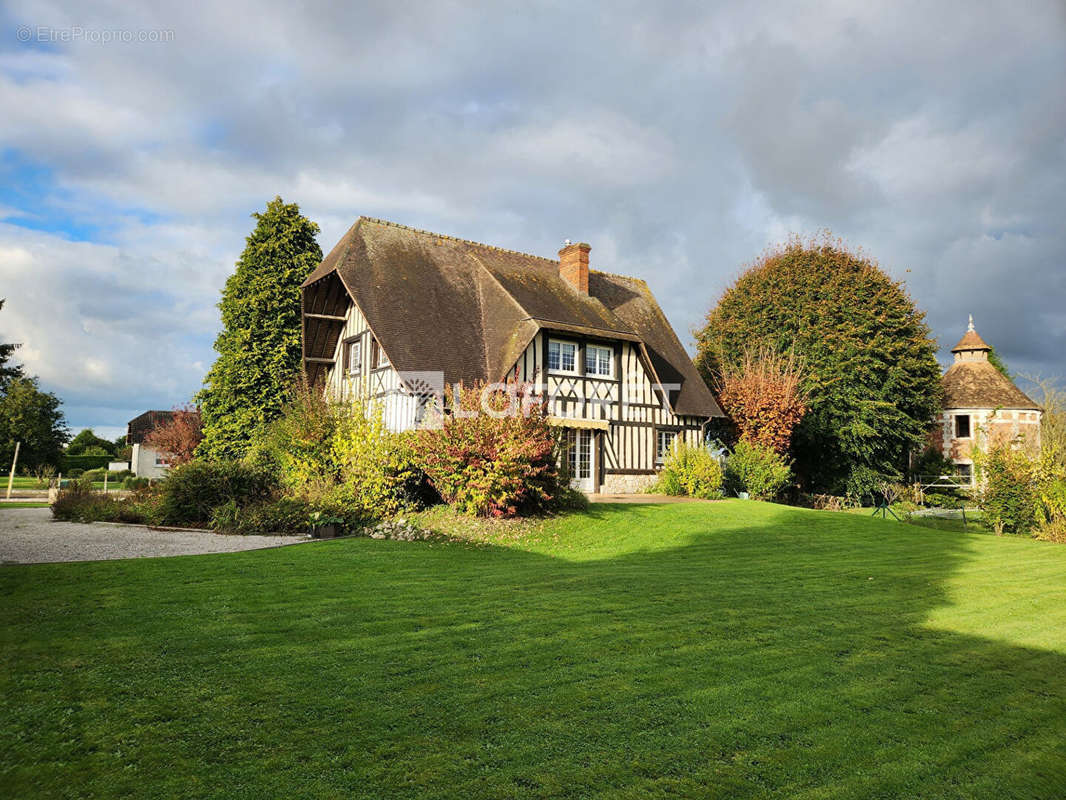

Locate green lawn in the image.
[849,506,984,534]
[0,501,49,509]
[2,501,1066,798]
[5,476,116,492]
[6,476,57,489]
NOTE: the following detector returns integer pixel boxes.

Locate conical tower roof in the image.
[942,316,1039,410]
[951,314,991,353]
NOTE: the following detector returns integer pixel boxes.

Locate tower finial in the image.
[967,314,974,332]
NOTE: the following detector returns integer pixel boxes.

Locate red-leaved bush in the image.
[715,347,807,456]
[414,382,562,518]
[143,404,203,466]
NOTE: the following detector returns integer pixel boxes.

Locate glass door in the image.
[565,429,595,493]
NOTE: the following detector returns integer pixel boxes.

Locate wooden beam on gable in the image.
[305,313,347,322]
[304,357,336,364]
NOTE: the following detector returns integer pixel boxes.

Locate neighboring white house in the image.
[300,217,724,493]
[126,410,177,479]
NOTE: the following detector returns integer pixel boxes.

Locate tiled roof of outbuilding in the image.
[951,329,992,353]
[942,360,1040,410]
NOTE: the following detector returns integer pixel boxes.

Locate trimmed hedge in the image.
[60,454,112,473]
[157,460,277,527]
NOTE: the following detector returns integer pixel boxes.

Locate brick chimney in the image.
[558,241,590,294]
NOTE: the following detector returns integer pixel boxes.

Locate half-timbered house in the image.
[301,217,723,493]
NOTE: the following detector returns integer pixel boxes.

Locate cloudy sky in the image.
[1,0,1063,440]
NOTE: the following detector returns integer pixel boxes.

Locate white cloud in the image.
[0,225,220,428]
[849,116,1018,198]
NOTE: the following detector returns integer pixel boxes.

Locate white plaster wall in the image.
[131,444,170,479]
[325,301,418,432]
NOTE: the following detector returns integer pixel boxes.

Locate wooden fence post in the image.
[5,441,20,500]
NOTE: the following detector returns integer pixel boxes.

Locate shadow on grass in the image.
[1,504,1065,799]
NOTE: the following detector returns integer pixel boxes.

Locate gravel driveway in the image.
[0,507,307,565]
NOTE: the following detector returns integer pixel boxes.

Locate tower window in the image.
[955,414,971,439]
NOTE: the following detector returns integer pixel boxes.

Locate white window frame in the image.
[585,344,613,378]
[373,338,390,370]
[656,429,677,465]
[565,428,593,480]
[347,338,363,378]
[548,338,579,375]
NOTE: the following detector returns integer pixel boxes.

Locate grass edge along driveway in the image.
[2,500,1066,799]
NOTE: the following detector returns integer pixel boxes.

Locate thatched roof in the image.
[302,217,722,418]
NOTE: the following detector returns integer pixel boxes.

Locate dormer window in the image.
[548,339,577,374]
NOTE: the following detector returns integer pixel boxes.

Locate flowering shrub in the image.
[654,440,723,499]
[1033,479,1066,542]
[414,383,562,518]
[724,440,792,501]
[252,380,341,496]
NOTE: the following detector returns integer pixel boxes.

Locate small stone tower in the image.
[936,316,1042,484]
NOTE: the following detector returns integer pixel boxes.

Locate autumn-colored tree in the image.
[696,234,942,495]
[144,405,203,466]
[714,347,807,455]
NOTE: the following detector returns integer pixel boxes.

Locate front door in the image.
[565,428,596,493]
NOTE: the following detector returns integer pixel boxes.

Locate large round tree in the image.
[696,236,942,495]
[197,197,322,460]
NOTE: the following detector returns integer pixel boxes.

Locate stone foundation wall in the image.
[601,473,658,494]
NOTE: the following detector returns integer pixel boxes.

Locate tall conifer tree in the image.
[197,197,322,459]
